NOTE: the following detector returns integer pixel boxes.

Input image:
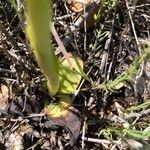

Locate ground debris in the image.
[0,0,150,149]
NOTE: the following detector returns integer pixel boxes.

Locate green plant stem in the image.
[25,0,59,96]
[92,45,150,91]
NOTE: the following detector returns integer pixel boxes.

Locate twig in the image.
[81,117,86,149]
[110,109,150,123]
[124,109,150,119]
[27,138,44,150]
[51,23,72,67]
[1,113,46,122]
[83,4,87,59]
[82,137,121,145]
[129,4,150,9]
[125,0,141,54]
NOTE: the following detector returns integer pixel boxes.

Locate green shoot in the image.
[25,0,59,96]
[24,0,84,119]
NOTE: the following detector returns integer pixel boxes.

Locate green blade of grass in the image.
[127,100,150,111]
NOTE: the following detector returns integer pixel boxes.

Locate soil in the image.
[0,0,150,149]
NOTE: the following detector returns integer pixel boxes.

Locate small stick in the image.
[51,23,72,67]
[82,137,121,145]
[83,3,87,59]
[125,0,141,54]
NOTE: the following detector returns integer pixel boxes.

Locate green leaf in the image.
[126,129,145,139]
[58,53,83,94]
[143,126,150,137]
[44,95,71,118]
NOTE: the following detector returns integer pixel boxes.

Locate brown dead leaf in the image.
[44,106,82,146]
[66,0,94,12]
